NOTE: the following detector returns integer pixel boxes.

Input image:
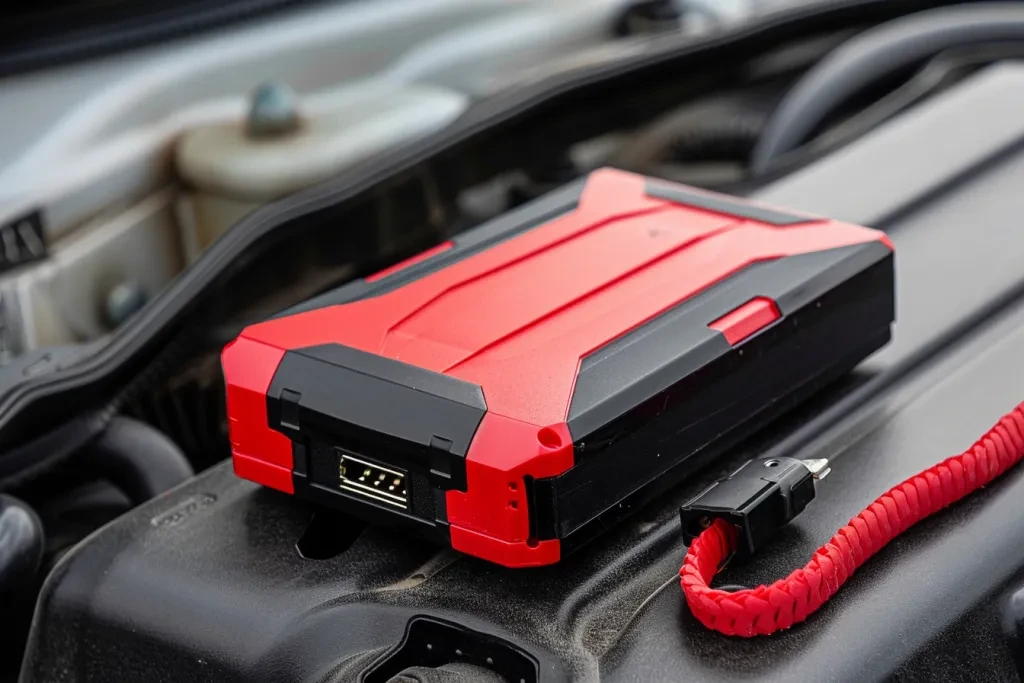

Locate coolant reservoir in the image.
[175,81,466,261]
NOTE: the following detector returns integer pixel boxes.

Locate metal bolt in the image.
[105,281,147,328]
[801,458,832,480]
[246,82,301,139]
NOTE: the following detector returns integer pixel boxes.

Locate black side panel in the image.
[267,343,486,491]
[277,177,585,316]
[645,179,817,226]
[544,245,894,542]
[568,241,893,439]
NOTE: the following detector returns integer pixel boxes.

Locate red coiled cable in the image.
[680,402,1024,637]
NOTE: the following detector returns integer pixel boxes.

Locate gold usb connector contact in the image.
[339,454,408,509]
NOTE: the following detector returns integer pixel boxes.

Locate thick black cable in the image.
[0,493,44,671]
[0,410,113,491]
[0,330,196,493]
[0,494,43,607]
[751,3,1024,175]
[759,42,1024,178]
[78,416,193,504]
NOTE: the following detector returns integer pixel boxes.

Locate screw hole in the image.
[426,643,433,651]
[526,537,539,548]
[764,459,780,468]
[486,657,494,666]
[455,649,463,657]
[508,482,517,491]
[537,427,562,449]
[508,500,518,509]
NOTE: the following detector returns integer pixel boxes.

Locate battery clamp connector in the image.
[680,402,1024,637]
[680,456,831,563]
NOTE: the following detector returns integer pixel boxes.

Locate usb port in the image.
[339,454,408,509]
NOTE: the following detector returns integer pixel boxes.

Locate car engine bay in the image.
[5,1,1024,681]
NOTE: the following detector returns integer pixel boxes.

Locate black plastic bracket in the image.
[363,617,540,683]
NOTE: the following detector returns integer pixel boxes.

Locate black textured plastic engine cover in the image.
[21,46,1024,683]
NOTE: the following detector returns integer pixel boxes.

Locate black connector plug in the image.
[680,457,830,561]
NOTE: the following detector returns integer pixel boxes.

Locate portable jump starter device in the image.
[222,168,894,567]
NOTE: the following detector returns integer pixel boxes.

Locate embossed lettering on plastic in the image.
[150,494,217,528]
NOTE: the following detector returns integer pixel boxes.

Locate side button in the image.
[708,296,781,345]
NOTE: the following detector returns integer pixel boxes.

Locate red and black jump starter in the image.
[222,168,894,567]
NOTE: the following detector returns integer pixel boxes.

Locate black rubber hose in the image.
[0,330,195,492]
[750,3,1024,174]
[0,494,43,613]
[0,410,113,491]
[79,416,193,505]
[756,41,1024,178]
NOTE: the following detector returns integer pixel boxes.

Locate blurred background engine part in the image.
[7,3,1024,675]
[0,0,764,364]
